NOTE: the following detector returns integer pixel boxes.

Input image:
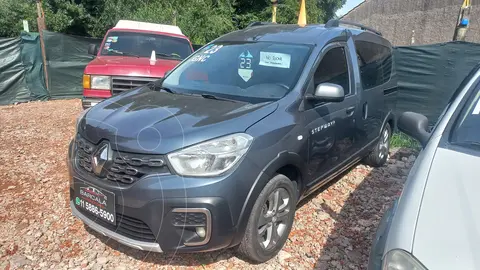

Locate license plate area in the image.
[74,180,116,225]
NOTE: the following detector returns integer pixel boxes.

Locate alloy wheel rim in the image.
[257,187,291,250]
[378,128,390,159]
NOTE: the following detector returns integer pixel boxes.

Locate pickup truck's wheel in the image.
[364,124,391,167]
[237,174,297,263]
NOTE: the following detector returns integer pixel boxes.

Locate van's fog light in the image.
[196,227,206,238]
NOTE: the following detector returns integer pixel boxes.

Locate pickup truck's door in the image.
[303,45,360,188]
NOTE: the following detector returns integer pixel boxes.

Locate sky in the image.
[336,0,364,17]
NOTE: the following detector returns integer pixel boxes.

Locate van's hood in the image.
[85,56,180,77]
[412,147,480,269]
[80,87,278,154]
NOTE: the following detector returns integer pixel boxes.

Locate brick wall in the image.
[342,0,480,45]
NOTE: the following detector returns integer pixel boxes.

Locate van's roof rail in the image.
[325,19,382,36]
[246,22,276,28]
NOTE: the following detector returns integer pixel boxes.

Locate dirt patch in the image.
[0,99,417,269]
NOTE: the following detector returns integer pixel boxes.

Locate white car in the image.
[369,64,480,269]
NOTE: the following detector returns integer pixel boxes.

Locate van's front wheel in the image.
[364,124,391,167]
[237,174,297,263]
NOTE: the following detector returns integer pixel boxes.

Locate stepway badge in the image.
[238,50,254,82]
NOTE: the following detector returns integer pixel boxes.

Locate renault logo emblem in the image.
[91,143,111,177]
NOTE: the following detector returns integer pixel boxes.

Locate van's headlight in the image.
[383,250,427,270]
[167,133,253,177]
[91,75,111,90]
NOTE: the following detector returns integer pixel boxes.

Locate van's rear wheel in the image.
[364,124,391,167]
[237,174,297,263]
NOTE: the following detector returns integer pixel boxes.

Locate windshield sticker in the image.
[189,45,223,63]
[203,44,223,55]
[473,98,480,115]
[238,50,254,82]
[190,54,210,63]
[259,52,291,69]
[106,36,118,43]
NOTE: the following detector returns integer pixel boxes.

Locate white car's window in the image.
[450,86,480,146]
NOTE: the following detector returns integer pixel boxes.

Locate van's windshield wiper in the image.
[148,82,177,94]
[200,94,237,102]
[159,87,176,94]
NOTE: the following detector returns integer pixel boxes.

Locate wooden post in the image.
[453,0,471,41]
[36,0,49,90]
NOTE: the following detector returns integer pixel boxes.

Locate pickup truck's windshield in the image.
[162,42,311,103]
[100,31,192,60]
[450,86,480,146]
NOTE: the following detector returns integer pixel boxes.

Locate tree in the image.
[318,0,346,22]
[43,0,92,36]
[0,0,38,37]
[0,0,346,41]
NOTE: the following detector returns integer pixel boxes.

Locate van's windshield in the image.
[100,31,192,60]
[162,42,311,103]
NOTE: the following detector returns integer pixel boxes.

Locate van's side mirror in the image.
[88,44,99,56]
[306,83,345,102]
[398,112,431,148]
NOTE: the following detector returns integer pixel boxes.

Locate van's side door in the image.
[353,35,394,145]
[303,43,361,189]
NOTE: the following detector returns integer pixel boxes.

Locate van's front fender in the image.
[230,151,306,246]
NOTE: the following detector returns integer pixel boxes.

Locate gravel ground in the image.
[0,99,417,270]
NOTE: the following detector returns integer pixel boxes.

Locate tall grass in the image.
[390,132,420,149]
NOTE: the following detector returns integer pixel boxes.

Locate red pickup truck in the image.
[82,20,194,109]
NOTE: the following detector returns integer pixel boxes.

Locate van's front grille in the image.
[79,208,157,242]
[111,76,159,95]
[75,134,170,185]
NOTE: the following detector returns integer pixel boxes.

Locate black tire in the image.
[364,124,391,167]
[237,174,297,263]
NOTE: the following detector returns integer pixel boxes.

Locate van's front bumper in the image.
[70,200,163,252]
[68,184,236,252]
[67,140,260,253]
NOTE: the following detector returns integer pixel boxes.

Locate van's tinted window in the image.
[314,47,350,95]
[355,41,392,89]
[100,31,192,60]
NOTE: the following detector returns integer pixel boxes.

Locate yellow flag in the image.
[298,0,307,26]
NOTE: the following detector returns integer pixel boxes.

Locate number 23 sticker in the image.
[238,50,254,82]
[191,45,223,63]
[204,45,223,54]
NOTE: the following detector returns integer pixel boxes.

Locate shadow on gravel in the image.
[83,148,416,268]
[85,225,236,266]
[314,148,416,270]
